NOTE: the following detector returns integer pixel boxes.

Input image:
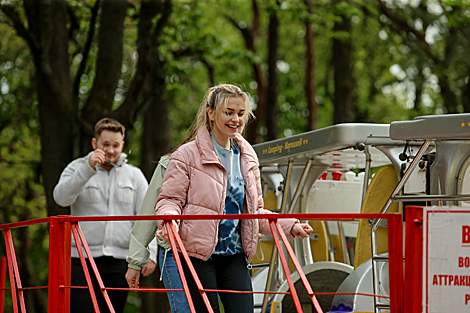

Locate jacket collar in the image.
[116,153,128,166]
[195,127,259,167]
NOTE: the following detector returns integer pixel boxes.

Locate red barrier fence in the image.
[0,212,412,313]
[404,206,424,313]
[1,256,6,312]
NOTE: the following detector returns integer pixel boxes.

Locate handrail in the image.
[1,212,405,313]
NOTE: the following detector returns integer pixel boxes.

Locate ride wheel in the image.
[279,262,352,313]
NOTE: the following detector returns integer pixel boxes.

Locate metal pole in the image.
[361,145,372,205]
[337,221,350,265]
[280,159,295,214]
[370,140,430,313]
[371,139,430,255]
[392,194,470,201]
[287,159,313,214]
[261,159,294,313]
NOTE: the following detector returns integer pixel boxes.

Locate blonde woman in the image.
[156,84,313,313]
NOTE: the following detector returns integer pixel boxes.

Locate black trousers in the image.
[180,252,254,313]
[70,256,129,313]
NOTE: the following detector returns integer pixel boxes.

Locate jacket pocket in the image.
[81,183,100,203]
[117,181,135,204]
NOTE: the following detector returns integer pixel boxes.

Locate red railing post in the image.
[48,216,72,313]
[71,222,115,312]
[0,256,6,312]
[270,220,323,313]
[387,214,404,313]
[404,206,423,313]
[165,220,214,313]
[4,229,26,313]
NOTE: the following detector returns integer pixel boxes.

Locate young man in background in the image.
[54,117,154,313]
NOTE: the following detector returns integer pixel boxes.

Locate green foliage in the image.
[0,19,43,225]
[0,125,44,219]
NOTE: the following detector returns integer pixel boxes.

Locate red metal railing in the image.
[1,256,6,313]
[1,212,408,313]
[404,206,424,313]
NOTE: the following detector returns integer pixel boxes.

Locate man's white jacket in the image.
[54,152,151,260]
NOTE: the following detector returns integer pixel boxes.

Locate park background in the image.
[0,0,469,312]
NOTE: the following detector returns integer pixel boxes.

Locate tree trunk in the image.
[463,68,470,113]
[139,270,170,313]
[24,0,74,217]
[136,0,173,181]
[413,62,425,114]
[135,1,173,311]
[226,0,267,144]
[265,1,280,140]
[439,72,459,113]
[304,0,317,131]
[80,0,128,149]
[141,96,172,180]
[440,29,459,114]
[332,0,354,124]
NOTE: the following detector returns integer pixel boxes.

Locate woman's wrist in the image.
[290,220,300,236]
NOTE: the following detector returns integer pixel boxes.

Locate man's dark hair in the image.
[94,118,126,138]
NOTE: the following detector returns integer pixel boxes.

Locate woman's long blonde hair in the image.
[175,84,254,150]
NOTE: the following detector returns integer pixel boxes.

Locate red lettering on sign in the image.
[463,226,470,243]
[459,257,470,267]
[466,294,470,305]
[433,275,438,285]
[461,276,466,286]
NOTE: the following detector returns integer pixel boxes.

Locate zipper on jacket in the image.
[243,163,259,263]
[245,256,253,269]
[212,161,226,256]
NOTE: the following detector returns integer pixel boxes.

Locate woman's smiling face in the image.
[208,96,246,149]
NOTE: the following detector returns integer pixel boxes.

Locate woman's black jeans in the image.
[180,252,254,313]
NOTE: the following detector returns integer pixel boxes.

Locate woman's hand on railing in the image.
[156,220,179,242]
[290,223,313,239]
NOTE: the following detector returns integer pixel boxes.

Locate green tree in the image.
[1,0,174,312]
[375,0,470,114]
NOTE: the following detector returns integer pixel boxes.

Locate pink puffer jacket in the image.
[156,127,298,262]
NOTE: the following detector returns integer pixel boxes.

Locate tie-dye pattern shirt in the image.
[211,135,245,255]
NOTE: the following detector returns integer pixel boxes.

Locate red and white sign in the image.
[423,206,470,312]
